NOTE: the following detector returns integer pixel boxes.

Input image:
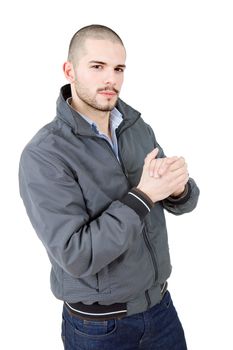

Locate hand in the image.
[149,155,189,197]
[137,149,189,203]
[148,156,178,178]
[167,157,189,197]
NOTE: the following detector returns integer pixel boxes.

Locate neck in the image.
[71,98,111,138]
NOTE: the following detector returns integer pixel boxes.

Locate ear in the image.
[63,61,75,83]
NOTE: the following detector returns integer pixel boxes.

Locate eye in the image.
[91,65,103,70]
[115,67,124,72]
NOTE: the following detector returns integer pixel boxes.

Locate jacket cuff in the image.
[120,187,154,220]
[166,181,192,205]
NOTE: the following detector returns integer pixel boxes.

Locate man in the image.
[19,25,199,349]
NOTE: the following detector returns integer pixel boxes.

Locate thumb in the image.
[144,148,159,169]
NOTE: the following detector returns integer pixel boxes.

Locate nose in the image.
[103,68,117,86]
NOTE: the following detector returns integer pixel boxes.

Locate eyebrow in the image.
[89,60,126,68]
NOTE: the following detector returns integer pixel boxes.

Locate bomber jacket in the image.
[19,84,200,316]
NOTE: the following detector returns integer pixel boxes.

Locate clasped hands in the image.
[137,148,189,203]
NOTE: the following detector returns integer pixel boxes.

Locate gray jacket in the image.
[19,84,199,316]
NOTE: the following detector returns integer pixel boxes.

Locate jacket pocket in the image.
[97,266,111,294]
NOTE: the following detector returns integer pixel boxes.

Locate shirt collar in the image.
[57,85,141,137]
[66,97,123,133]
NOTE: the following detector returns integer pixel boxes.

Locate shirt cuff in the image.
[120,187,154,220]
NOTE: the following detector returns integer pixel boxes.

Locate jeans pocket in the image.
[61,316,66,344]
[161,291,172,309]
[97,266,111,294]
[74,318,117,338]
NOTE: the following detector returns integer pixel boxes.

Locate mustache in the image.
[97,87,119,94]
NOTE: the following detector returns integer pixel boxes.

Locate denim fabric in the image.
[61,291,187,350]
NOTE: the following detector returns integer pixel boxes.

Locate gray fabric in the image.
[19,84,200,314]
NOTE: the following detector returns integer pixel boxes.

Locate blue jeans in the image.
[61,291,187,349]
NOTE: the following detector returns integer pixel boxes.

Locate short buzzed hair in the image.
[68,24,125,63]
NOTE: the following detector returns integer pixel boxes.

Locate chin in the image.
[97,102,117,112]
[98,106,115,112]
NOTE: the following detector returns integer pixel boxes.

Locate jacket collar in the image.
[56,84,141,136]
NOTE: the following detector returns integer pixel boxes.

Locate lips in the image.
[98,91,117,96]
[98,87,119,97]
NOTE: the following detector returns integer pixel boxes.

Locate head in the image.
[63,25,126,113]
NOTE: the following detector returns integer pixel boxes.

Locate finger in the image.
[144,148,159,170]
[169,158,185,171]
[165,156,179,165]
[172,172,189,189]
[174,166,188,178]
[166,166,188,186]
[148,158,163,178]
[156,158,168,177]
[149,159,159,177]
[158,156,178,176]
[169,157,186,172]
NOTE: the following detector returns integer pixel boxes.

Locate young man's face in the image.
[72,38,126,112]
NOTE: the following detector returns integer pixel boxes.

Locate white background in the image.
[1,0,232,349]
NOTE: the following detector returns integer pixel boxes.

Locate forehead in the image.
[80,38,126,64]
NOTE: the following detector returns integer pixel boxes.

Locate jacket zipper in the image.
[143,228,158,281]
[115,122,138,179]
[143,227,158,308]
[97,136,129,180]
[116,129,159,309]
[96,130,158,309]
[117,147,128,178]
[96,273,99,292]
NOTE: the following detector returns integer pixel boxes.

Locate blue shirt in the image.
[67,99,123,161]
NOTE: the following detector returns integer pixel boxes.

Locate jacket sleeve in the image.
[19,146,151,279]
[162,177,200,215]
